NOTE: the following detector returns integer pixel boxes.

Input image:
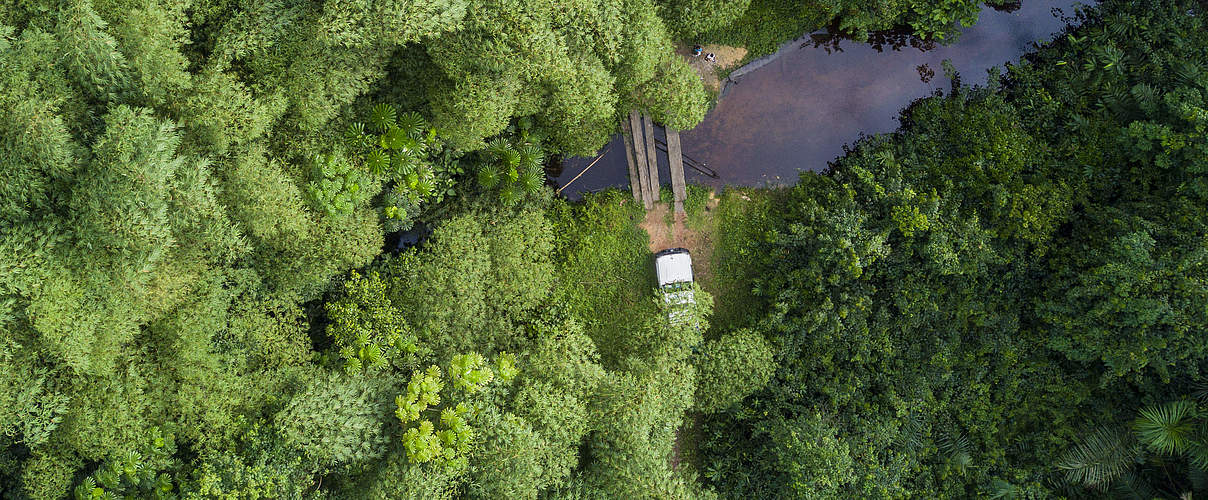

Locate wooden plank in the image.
[628,111,652,209]
[620,117,642,202]
[642,113,660,201]
[666,127,687,213]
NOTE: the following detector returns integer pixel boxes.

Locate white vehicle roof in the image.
[654,248,693,287]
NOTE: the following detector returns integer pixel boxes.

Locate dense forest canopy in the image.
[1,0,1206,497]
[702,0,1208,497]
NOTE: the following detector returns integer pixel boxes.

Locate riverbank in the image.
[676,43,748,94]
[553,0,1077,195]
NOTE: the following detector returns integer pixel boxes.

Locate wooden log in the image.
[666,127,687,213]
[628,110,652,209]
[642,113,660,202]
[620,117,641,202]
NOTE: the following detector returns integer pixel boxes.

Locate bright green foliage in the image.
[450,353,495,393]
[396,366,444,424]
[395,357,493,469]
[495,352,518,382]
[694,329,775,413]
[414,0,710,154]
[1134,401,1199,456]
[638,58,709,131]
[307,149,375,217]
[385,208,555,357]
[549,191,655,365]
[0,361,69,449]
[73,427,178,500]
[0,0,729,491]
[326,270,422,373]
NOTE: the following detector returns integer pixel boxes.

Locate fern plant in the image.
[1060,401,1208,495]
[939,428,974,476]
[1057,426,1141,489]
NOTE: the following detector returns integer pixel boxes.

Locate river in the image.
[554,0,1083,197]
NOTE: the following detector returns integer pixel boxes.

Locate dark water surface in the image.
[555,0,1082,197]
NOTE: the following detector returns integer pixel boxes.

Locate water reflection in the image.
[554,0,1081,198]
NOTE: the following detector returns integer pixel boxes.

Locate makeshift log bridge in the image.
[623,110,690,213]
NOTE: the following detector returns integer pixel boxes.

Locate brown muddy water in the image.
[554,0,1083,198]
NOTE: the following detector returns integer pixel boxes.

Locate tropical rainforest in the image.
[1,0,1206,497]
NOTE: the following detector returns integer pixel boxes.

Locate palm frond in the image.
[1187,426,1208,470]
[500,148,521,169]
[1190,381,1208,404]
[499,184,522,205]
[517,143,544,170]
[894,412,926,453]
[518,163,544,193]
[1174,62,1203,87]
[940,429,973,475]
[413,178,434,198]
[1112,470,1159,500]
[1129,83,1157,113]
[365,150,389,176]
[1134,400,1197,455]
[985,478,1019,500]
[382,126,419,152]
[393,152,417,176]
[1190,464,1208,491]
[370,103,397,132]
[1057,426,1139,489]
[344,122,367,147]
[478,165,501,189]
[397,112,429,139]
[485,138,514,161]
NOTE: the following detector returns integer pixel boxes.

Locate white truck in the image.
[654,248,695,325]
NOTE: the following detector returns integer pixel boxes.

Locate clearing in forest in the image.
[676,43,748,94]
[638,192,720,302]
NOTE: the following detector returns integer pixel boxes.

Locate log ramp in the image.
[623,111,687,214]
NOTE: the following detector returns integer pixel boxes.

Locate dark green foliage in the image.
[1058,399,1208,496]
[1058,426,1141,489]
[703,0,1208,497]
[702,0,1011,59]
[658,0,752,38]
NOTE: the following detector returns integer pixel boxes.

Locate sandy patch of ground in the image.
[676,43,748,94]
[638,194,721,288]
